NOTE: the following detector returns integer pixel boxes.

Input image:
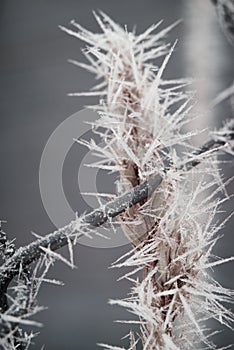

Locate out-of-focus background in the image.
[0,0,234,349]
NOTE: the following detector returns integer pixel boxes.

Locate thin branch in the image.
[0,122,233,313]
[211,0,234,46]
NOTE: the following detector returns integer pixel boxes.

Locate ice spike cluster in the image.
[60,12,234,350]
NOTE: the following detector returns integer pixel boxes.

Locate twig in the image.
[0,121,233,314]
[211,0,234,46]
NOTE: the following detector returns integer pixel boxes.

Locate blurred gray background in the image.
[0,0,234,349]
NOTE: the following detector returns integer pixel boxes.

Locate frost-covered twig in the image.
[1,121,233,298]
[211,0,234,117]
[0,120,233,350]
[211,0,234,46]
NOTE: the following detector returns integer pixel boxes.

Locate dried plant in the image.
[0,7,234,350]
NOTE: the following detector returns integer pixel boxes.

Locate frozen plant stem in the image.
[60,13,234,350]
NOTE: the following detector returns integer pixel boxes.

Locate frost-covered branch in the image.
[1,121,233,295]
[211,0,234,118]
[0,120,233,348]
[211,0,234,46]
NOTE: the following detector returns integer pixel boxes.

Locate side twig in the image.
[0,122,233,313]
